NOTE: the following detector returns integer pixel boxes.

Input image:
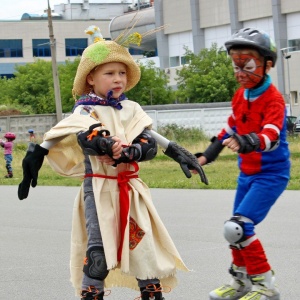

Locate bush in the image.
[15,143,28,152]
[157,124,208,144]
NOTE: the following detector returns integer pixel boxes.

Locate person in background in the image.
[28,129,36,142]
[0,132,16,178]
[196,28,289,300]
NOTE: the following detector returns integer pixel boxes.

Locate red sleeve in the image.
[257,87,285,150]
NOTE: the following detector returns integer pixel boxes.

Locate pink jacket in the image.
[0,140,13,155]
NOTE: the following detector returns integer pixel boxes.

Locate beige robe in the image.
[43,100,189,295]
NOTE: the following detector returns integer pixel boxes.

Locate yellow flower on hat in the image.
[120,32,142,47]
[85,25,105,43]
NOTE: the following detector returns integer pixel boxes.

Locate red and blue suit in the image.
[217,74,290,275]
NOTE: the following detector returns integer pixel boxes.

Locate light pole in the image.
[47,0,63,123]
[285,54,291,95]
[280,47,294,115]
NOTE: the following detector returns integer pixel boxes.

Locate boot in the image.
[140,284,165,300]
[209,264,252,300]
[239,270,280,300]
[81,286,104,300]
[4,172,13,178]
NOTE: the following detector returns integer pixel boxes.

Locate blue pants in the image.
[233,171,289,236]
[4,154,13,172]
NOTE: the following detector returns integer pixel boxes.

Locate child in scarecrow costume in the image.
[18,25,207,300]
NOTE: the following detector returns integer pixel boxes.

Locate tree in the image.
[0,76,14,104]
[126,60,175,105]
[58,57,80,112]
[12,59,56,114]
[7,58,174,114]
[176,43,239,103]
[6,58,80,114]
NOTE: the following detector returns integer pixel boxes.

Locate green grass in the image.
[1,127,299,190]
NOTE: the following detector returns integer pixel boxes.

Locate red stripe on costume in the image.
[259,127,279,150]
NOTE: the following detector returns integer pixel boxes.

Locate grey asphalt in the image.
[1,186,299,299]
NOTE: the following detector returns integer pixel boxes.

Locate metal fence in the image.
[0,103,232,142]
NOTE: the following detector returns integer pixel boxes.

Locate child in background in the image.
[0,132,16,178]
[28,129,36,142]
[18,25,206,300]
[196,28,290,300]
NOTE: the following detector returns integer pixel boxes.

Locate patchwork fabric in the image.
[129,217,145,250]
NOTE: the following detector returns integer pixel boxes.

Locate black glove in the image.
[18,143,49,200]
[164,142,208,185]
[77,123,115,157]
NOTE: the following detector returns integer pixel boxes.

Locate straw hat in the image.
[72,22,165,98]
[72,40,141,97]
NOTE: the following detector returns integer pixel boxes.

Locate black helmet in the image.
[225,27,277,67]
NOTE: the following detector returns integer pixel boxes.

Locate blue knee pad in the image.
[83,246,109,280]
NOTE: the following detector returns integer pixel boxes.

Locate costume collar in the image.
[73,91,126,111]
[244,74,271,100]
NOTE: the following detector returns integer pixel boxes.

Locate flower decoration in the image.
[85,25,105,43]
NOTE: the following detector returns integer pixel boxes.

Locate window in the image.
[65,38,87,56]
[0,39,23,58]
[129,48,144,55]
[0,74,15,79]
[170,56,180,67]
[291,91,298,105]
[181,56,188,65]
[32,39,51,57]
[288,39,300,52]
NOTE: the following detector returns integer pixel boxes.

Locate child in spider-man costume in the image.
[196,28,290,300]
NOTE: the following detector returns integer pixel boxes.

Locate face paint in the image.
[230,50,265,89]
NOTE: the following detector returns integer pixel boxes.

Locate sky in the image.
[0,0,67,20]
[0,0,136,20]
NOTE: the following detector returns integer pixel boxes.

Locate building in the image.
[156,0,300,116]
[1,0,300,115]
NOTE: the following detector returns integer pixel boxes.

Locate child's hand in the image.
[223,137,240,152]
[97,137,122,165]
[111,136,122,159]
[191,155,207,174]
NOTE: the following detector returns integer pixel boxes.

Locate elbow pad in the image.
[232,132,260,154]
[263,136,280,152]
[77,124,115,157]
[199,136,225,163]
[133,130,157,162]
[115,130,157,164]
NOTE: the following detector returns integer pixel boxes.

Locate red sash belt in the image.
[84,161,139,262]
